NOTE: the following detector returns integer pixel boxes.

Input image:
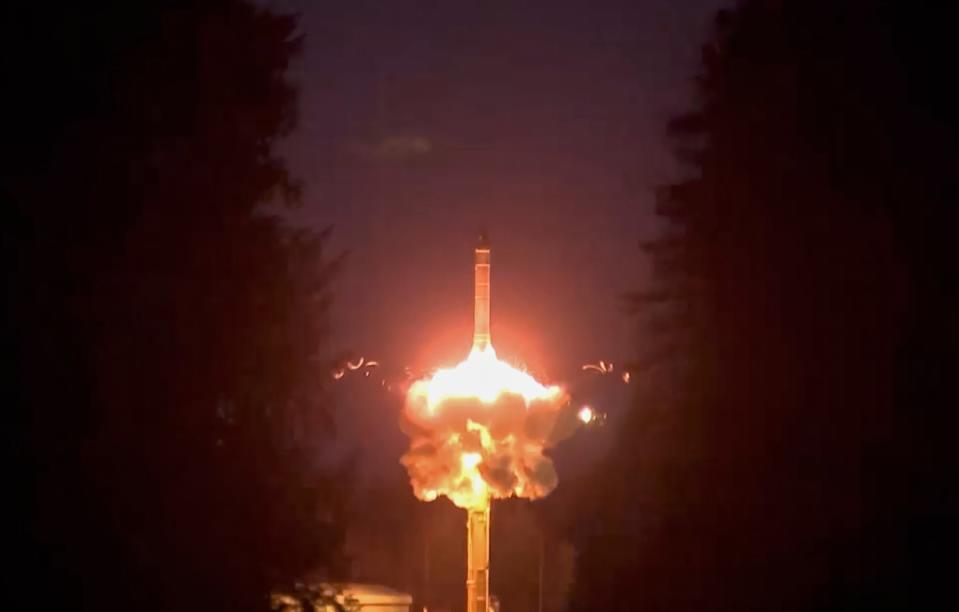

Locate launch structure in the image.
[467,232,492,612]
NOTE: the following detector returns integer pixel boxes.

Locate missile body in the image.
[469,233,492,612]
[473,232,491,351]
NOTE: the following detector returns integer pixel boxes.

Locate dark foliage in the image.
[571,1,958,610]
[3,3,346,610]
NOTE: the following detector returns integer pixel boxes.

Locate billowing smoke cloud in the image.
[400,369,569,510]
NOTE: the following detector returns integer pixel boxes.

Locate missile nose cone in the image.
[477,230,490,250]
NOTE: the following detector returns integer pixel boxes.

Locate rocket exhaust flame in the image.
[400,233,569,612]
[401,344,566,509]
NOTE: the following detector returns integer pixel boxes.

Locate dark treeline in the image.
[4,3,347,610]
[571,1,957,610]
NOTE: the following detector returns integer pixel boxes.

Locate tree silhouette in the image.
[570,2,958,610]
[4,3,347,610]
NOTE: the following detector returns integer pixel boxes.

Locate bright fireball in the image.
[408,345,562,412]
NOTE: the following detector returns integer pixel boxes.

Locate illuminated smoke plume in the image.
[400,345,569,510]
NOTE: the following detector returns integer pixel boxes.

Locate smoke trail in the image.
[399,347,569,509]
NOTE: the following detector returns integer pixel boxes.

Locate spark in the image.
[582,360,613,374]
[331,356,382,381]
[578,405,595,424]
[583,360,632,384]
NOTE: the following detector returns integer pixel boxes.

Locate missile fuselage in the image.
[469,233,492,612]
[473,233,491,351]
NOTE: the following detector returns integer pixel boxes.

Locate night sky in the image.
[268,0,726,379]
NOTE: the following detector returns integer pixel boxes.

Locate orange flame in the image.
[409,345,562,412]
[402,344,567,510]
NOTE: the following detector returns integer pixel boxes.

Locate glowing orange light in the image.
[403,343,565,510]
[577,405,594,424]
[409,345,562,413]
